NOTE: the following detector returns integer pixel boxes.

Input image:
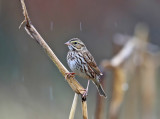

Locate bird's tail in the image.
[93,80,107,98]
[97,84,107,98]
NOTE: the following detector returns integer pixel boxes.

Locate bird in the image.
[65,38,106,98]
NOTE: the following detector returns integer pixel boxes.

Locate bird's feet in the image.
[80,89,88,98]
[80,80,90,98]
[82,89,88,98]
[65,72,75,79]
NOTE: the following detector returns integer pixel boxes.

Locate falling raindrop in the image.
[80,21,82,31]
[50,21,54,31]
[49,86,53,101]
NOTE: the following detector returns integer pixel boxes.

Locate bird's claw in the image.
[65,72,75,79]
[82,90,88,98]
[80,89,88,98]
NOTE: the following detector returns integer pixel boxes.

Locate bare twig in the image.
[109,67,126,119]
[19,0,88,119]
[69,93,78,119]
[134,23,156,119]
[100,29,138,119]
[120,23,157,119]
[101,23,158,119]
[19,0,30,29]
[110,38,136,67]
[81,97,88,119]
[19,0,85,95]
[101,61,126,119]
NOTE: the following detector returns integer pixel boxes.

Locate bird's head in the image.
[65,38,86,51]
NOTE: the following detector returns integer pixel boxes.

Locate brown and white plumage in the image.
[65,38,106,98]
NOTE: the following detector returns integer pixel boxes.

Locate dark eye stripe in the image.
[71,41,78,44]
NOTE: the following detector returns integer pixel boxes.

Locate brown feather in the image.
[82,51,102,76]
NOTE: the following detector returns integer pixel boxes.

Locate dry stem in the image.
[19,0,88,119]
[19,0,85,95]
[69,93,78,119]
[101,23,157,119]
[81,97,88,119]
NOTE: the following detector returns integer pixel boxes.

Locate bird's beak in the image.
[65,41,70,46]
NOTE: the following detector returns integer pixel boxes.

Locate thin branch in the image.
[69,93,78,119]
[81,97,88,119]
[19,0,85,95]
[19,0,30,29]
[110,38,136,67]
[109,67,126,119]
[101,23,156,119]
[19,1,88,119]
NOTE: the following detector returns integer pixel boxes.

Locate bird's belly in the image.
[68,59,89,79]
[68,59,77,72]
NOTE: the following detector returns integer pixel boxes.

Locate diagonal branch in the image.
[69,93,78,119]
[81,97,88,119]
[19,1,88,119]
[19,0,85,95]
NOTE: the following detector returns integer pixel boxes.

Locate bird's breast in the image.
[67,51,96,80]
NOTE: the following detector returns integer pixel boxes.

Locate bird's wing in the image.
[83,51,102,76]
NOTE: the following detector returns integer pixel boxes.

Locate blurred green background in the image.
[0,0,160,119]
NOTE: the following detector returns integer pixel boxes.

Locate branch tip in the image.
[19,0,30,29]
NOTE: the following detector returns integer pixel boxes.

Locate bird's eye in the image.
[74,42,77,44]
